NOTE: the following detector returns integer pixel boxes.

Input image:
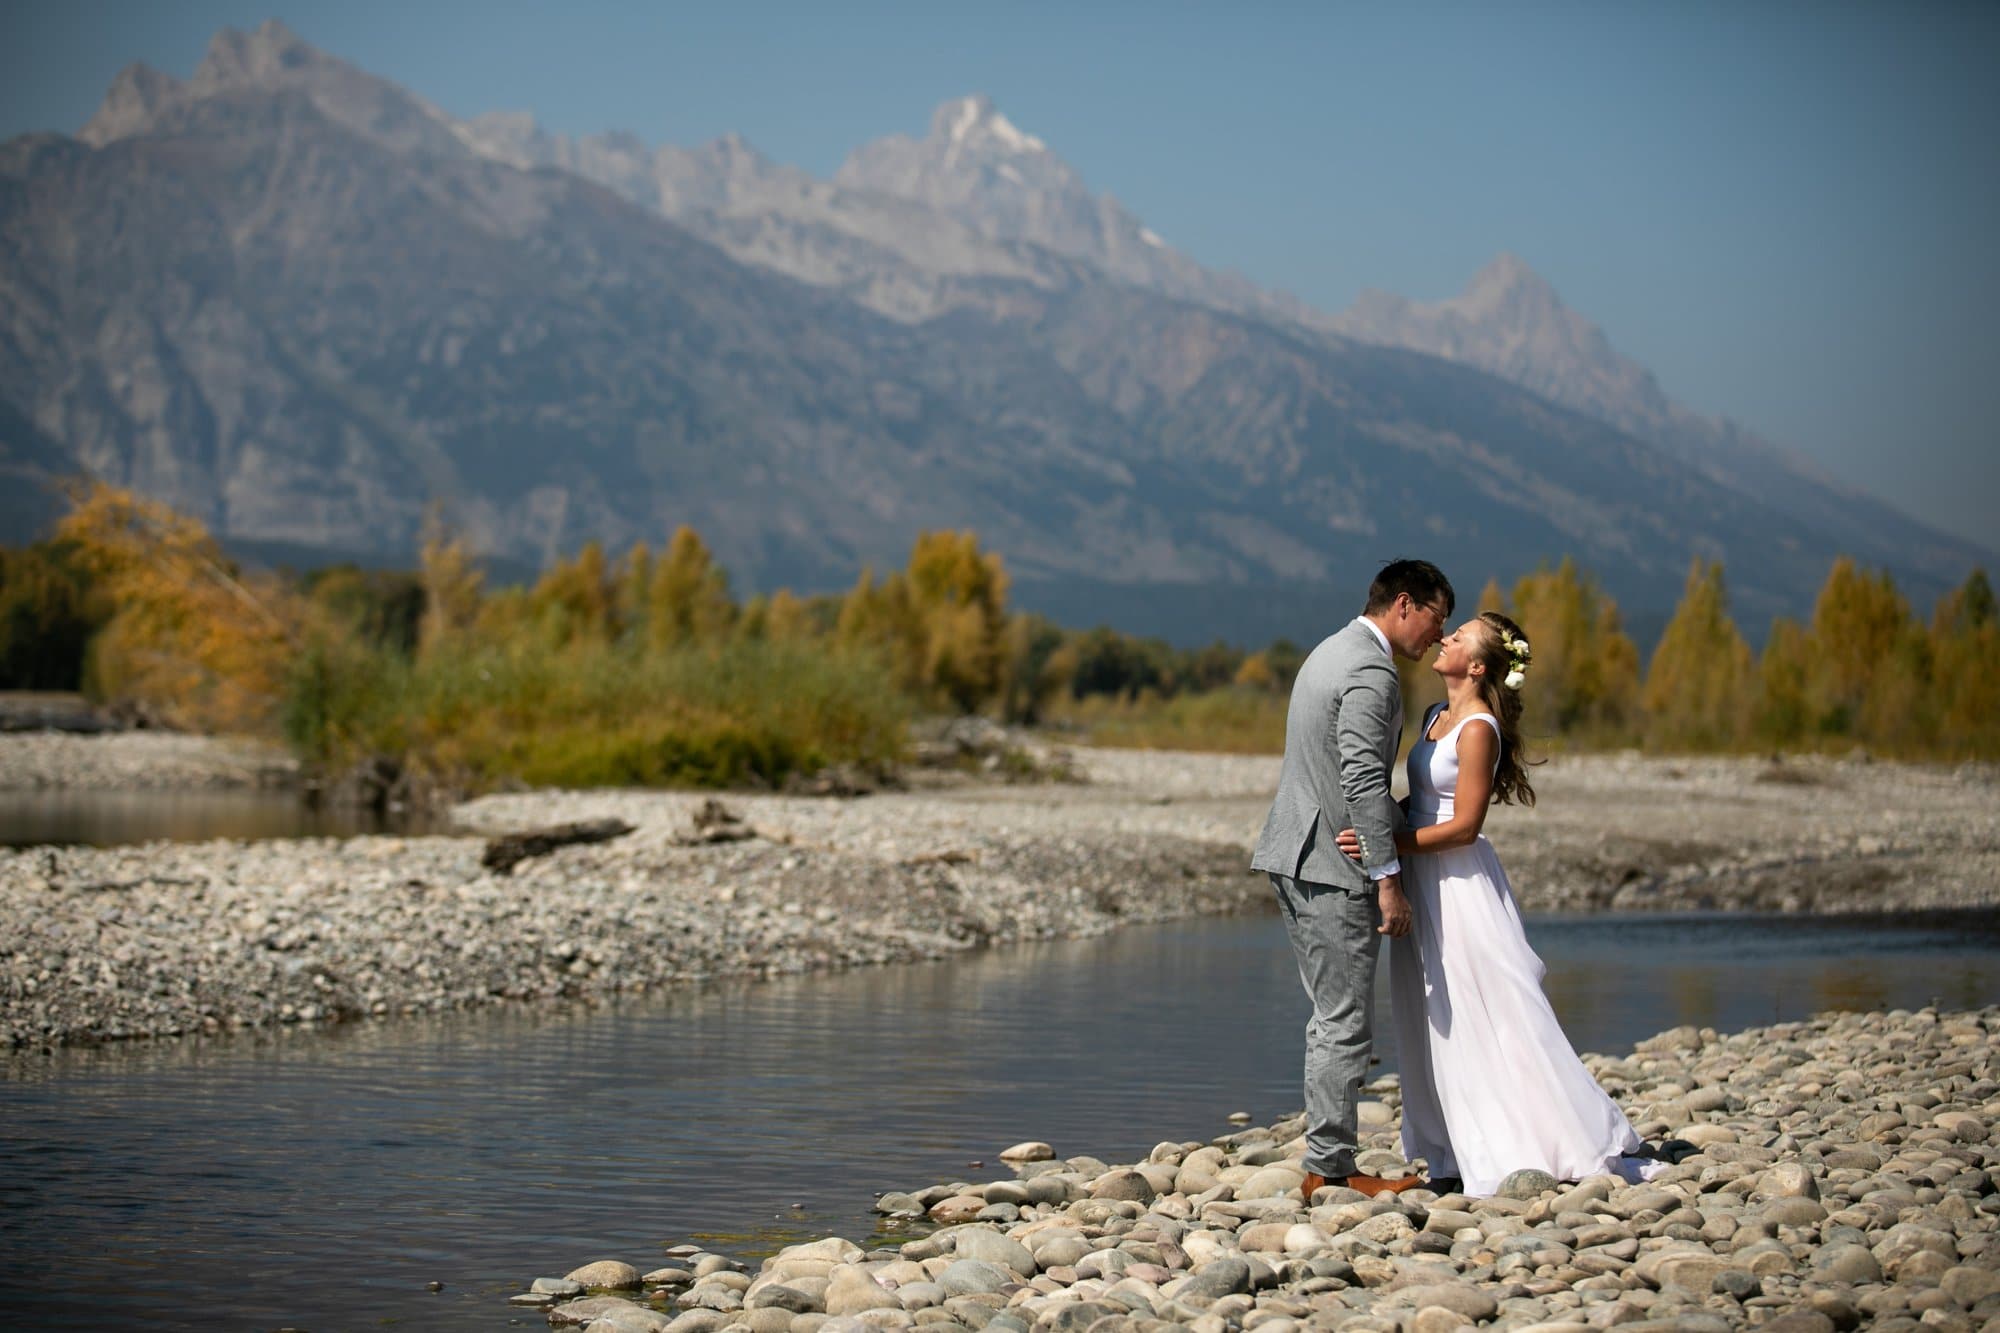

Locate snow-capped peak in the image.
[936,94,1046,155]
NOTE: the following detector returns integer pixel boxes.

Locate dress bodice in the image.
[1406,703,1499,825]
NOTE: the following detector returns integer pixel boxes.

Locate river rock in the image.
[1088,1170,1153,1201]
[823,1268,901,1316]
[1498,1169,1560,1199]
[1178,1257,1252,1303]
[748,1285,820,1314]
[551,1295,650,1325]
[949,1228,1035,1276]
[1399,1284,1499,1321]
[566,1260,644,1289]
[937,1259,1012,1297]
[999,1141,1054,1163]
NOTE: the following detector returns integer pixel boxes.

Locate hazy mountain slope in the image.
[1331,256,1985,586]
[0,21,1977,648]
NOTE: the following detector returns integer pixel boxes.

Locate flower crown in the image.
[1495,625,1532,690]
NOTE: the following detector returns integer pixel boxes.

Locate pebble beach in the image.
[522,1005,2000,1333]
[2,734,1997,1048]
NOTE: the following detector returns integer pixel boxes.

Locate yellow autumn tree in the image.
[529,540,616,646]
[417,508,485,659]
[647,526,735,650]
[1806,558,1921,745]
[1927,569,1997,758]
[1642,558,1753,751]
[907,530,1011,711]
[613,540,652,643]
[1505,559,1641,742]
[1753,618,1814,748]
[56,482,301,732]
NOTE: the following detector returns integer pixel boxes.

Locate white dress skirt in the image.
[1389,704,1664,1195]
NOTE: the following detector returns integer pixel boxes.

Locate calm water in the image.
[2,910,1997,1331]
[0,789,449,848]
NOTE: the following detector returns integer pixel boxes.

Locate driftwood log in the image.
[673,798,756,846]
[481,818,635,875]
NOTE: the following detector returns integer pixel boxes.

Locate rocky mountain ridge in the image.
[2,21,1985,646]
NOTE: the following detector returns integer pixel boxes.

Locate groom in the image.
[1251,558,1454,1199]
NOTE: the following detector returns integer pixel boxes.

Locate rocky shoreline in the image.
[519,1005,2000,1333]
[2,736,1997,1049]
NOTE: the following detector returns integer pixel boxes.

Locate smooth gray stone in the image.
[749,1285,820,1314]
[589,1308,675,1333]
[1033,1237,1089,1268]
[1813,1242,1882,1284]
[943,1297,1007,1329]
[1090,1170,1155,1202]
[1398,1284,1498,1321]
[680,1284,744,1311]
[1041,1300,1122,1333]
[875,1192,926,1218]
[937,1259,1012,1296]
[896,1281,948,1310]
[510,1292,557,1306]
[951,1228,1036,1276]
[662,1310,728,1333]
[535,1278,588,1297]
[1497,1169,1560,1200]
[1179,1257,1252,1302]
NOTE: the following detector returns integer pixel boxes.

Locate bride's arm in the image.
[1401,723,1498,853]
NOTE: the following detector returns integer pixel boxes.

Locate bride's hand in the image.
[1334,827,1364,862]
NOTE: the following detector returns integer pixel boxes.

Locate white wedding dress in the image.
[1389,703,1663,1195]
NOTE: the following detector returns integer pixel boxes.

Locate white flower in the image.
[1504,668,1526,690]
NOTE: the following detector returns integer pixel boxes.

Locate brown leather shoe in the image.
[1300,1171,1329,1201]
[1345,1173,1424,1197]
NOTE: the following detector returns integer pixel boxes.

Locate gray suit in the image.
[1250,618,1405,1179]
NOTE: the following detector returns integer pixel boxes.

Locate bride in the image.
[1341,611,1661,1195]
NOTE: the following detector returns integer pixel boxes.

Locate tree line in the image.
[1,484,1993,788]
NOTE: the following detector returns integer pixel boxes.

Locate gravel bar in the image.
[521,1004,2000,1332]
[2,738,1996,1049]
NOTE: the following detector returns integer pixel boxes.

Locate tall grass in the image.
[285,635,908,791]
[1046,687,1289,754]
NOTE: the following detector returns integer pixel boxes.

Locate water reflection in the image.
[0,788,451,848]
[1,909,1996,1332]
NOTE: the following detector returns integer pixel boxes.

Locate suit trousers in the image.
[1269,871,1382,1179]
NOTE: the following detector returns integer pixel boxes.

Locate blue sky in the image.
[4,1,1996,553]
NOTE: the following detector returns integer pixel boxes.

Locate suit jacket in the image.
[1250,618,1405,889]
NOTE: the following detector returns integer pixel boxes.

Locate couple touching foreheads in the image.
[1252,559,1664,1200]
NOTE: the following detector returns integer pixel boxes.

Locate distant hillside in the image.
[1,20,1984,648]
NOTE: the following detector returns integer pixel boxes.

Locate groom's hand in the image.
[1377,877,1412,937]
[1335,827,1364,863]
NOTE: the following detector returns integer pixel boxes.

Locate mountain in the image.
[1,22,1984,647]
[1330,255,1980,588]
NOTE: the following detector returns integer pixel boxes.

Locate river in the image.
[3,909,1997,1331]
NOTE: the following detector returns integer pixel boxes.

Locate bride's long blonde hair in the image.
[1469,611,1538,807]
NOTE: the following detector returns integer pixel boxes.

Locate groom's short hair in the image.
[1365,559,1455,616]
